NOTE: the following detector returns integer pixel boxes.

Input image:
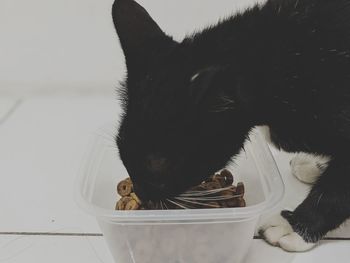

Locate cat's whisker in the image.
[171,198,198,209]
[163,201,169,210]
[220,95,235,104]
[94,132,119,151]
[175,197,221,208]
[95,132,116,143]
[209,106,235,113]
[178,194,243,201]
[162,200,168,210]
[167,199,188,209]
[166,199,189,209]
[180,191,230,197]
[179,186,235,197]
[105,145,119,151]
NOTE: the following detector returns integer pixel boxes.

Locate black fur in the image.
[113,0,350,244]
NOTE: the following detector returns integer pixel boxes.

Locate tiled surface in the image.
[0,96,349,262]
[0,235,113,263]
[245,239,350,263]
[0,98,20,124]
[0,96,120,233]
[0,236,349,263]
[0,98,16,116]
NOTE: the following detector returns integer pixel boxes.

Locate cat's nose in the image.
[146,154,168,174]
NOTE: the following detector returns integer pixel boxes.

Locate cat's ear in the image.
[112,0,176,70]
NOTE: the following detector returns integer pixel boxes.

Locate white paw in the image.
[259,214,316,252]
[290,153,330,184]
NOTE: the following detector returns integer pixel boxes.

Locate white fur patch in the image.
[290,153,330,184]
[259,214,316,252]
[258,125,273,144]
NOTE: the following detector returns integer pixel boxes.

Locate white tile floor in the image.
[0,96,349,263]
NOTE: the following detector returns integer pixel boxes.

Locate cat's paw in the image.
[290,153,329,184]
[259,214,316,252]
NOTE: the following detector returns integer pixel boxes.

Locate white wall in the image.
[0,0,265,96]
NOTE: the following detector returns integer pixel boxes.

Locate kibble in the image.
[202,181,222,190]
[130,193,142,204]
[236,182,245,196]
[115,196,133,210]
[115,169,246,210]
[125,199,140,210]
[219,169,234,185]
[117,179,133,197]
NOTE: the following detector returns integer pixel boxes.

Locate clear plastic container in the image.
[76,125,284,263]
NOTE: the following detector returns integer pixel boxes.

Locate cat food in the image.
[115,169,246,210]
[117,178,133,197]
[115,196,133,210]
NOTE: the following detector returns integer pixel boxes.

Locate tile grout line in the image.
[0,98,23,126]
[253,236,350,241]
[0,232,103,237]
[0,232,349,240]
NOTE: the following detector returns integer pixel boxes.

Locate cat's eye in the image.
[190,73,200,82]
[189,67,220,105]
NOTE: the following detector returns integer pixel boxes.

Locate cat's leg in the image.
[259,214,315,252]
[259,125,330,184]
[260,159,350,252]
[290,152,330,184]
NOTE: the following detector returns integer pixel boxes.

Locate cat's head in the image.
[113,0,254,201]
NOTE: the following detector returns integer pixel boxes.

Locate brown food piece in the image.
[219,190,232,197]
[203,177,214,183]
[116,196,133,210]
[220,185,237,196]
[188,184,207,192]
[224,197,239,208]
[130,193,142,205]
[219,201,229,208]
[211,175,227,187]
[206,202,221,208]
[125,199,140,210]
[115,172,246,210]
[125,177,132,183]
[117,179,133,197]
[220,169,234,185]
[224,196,246,208]
[237,197,246,207]
[115,199,124,210]
[236,182,245,196]
[202,181,222,190]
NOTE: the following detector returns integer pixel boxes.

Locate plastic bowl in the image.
[76,125,284,263]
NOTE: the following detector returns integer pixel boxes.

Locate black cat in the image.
[113,0,350,252]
